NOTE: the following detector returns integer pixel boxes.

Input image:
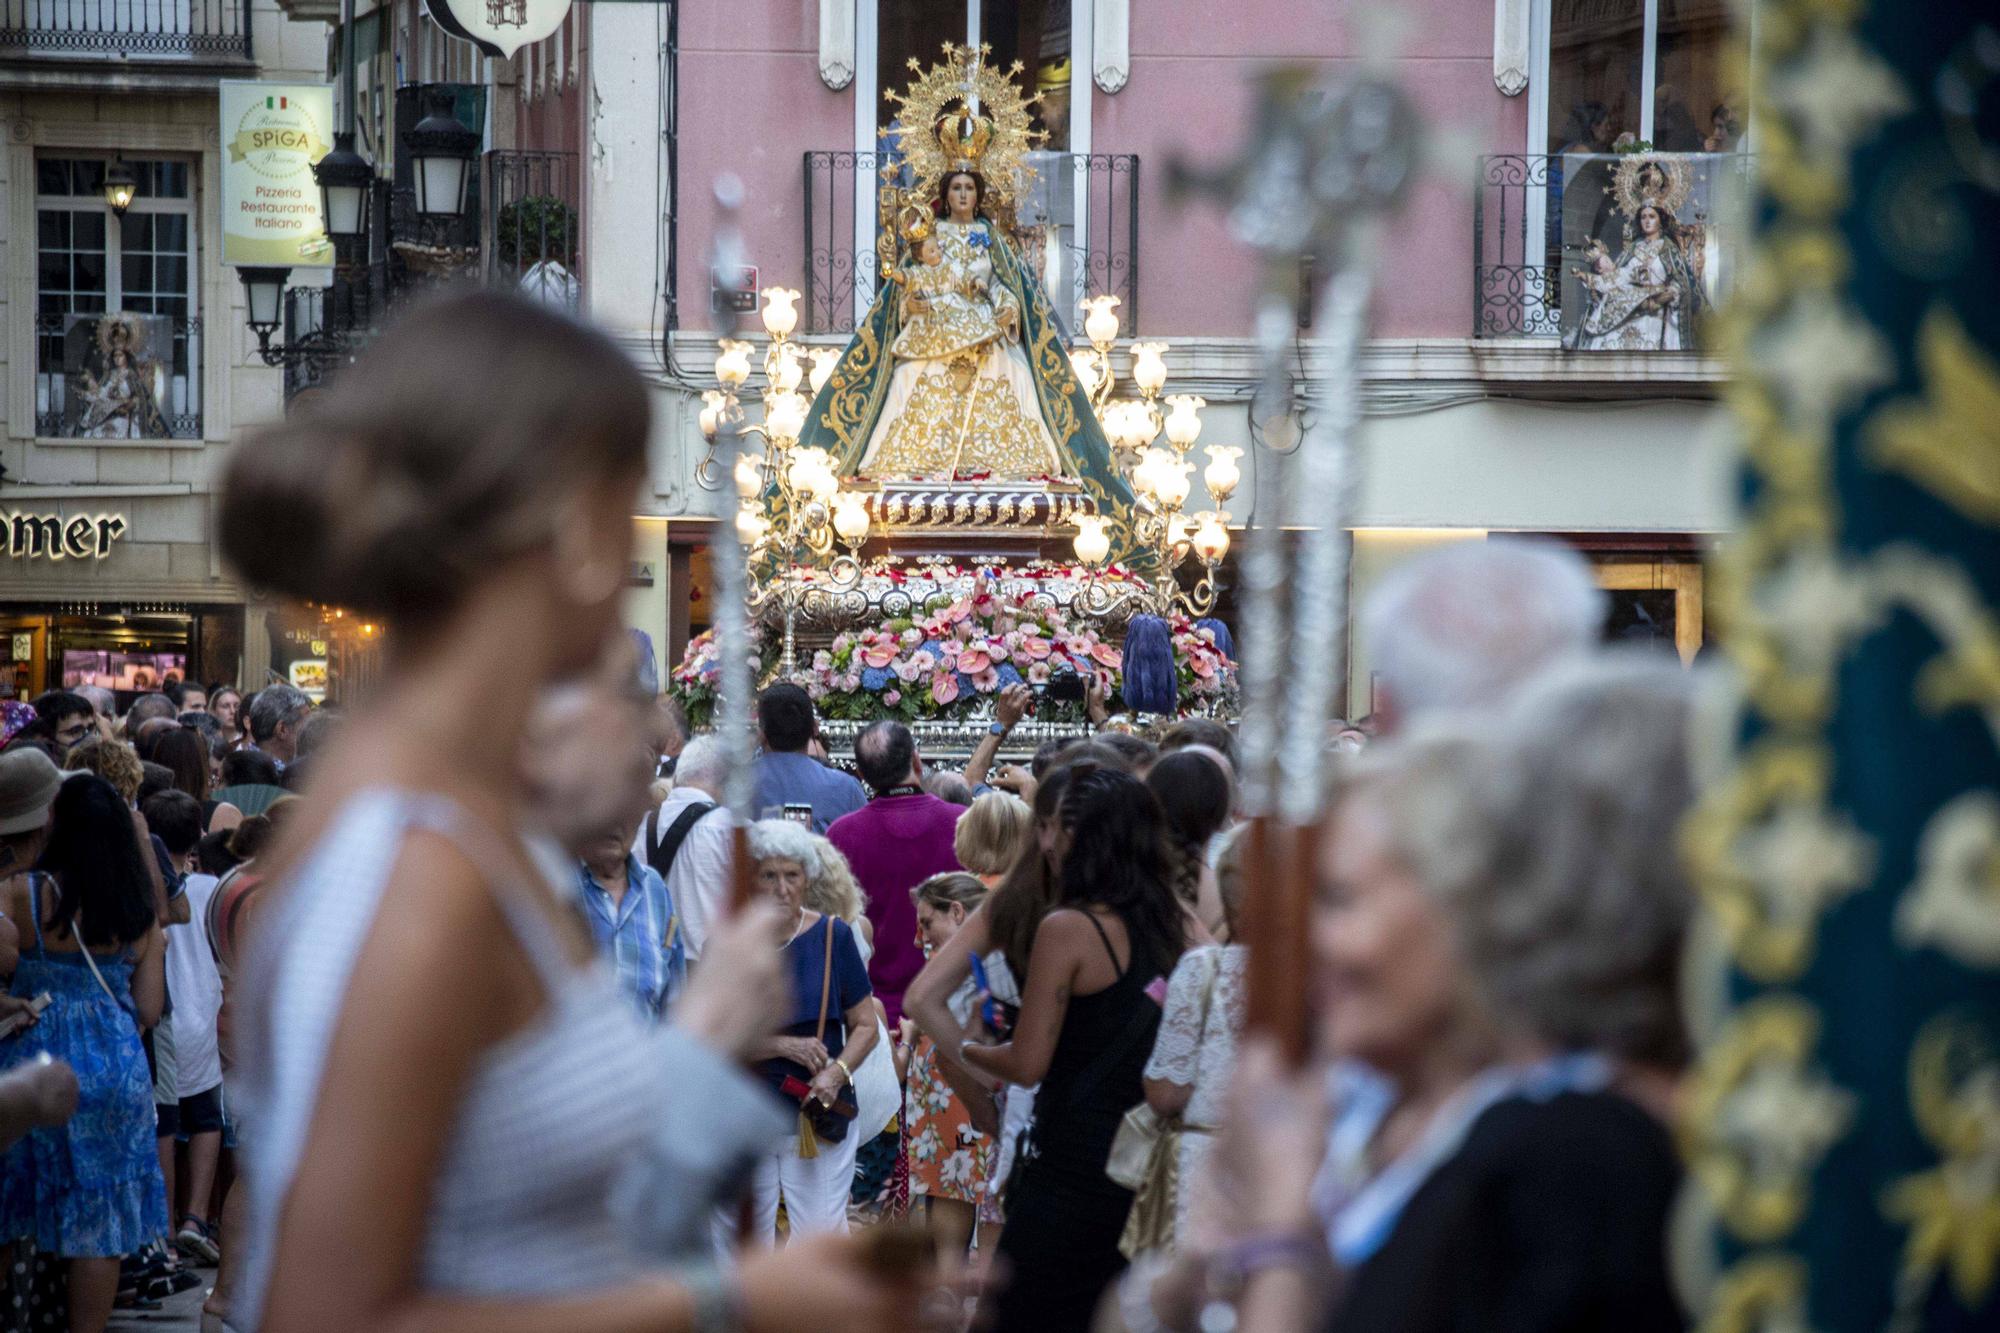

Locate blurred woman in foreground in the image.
[222,291,915,1333]
[1128,653,1694,1333]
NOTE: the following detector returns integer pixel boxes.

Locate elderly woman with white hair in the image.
[717,819,879,1252]
[1126,651,1694,1333]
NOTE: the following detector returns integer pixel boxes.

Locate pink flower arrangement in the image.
[669,586,1237,726]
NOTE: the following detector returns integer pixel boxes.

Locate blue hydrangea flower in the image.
[861,666,893,692]
[995,663,1024,688]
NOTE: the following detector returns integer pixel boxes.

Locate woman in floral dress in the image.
[903,873,1000,1259]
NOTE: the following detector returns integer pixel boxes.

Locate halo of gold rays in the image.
[884,42,1046,228]
[1611,153,1697,218]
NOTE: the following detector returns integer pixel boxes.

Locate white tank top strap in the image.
[399,794,578,994]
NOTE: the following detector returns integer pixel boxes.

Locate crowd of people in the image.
[0,669,325,1326]
[1,291,1707,1333]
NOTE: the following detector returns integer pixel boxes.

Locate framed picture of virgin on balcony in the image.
[1559,153,1742,353]
[60,313,174,441]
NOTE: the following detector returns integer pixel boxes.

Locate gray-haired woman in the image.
[721,820,880,1251]
[1131,652,1694,1333]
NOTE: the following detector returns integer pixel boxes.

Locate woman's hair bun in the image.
[217,289,650,619]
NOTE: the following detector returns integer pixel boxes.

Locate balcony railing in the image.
[803,150,1139,336]
[487,149,581,310]
[34,310,202,440]
[0,0,251,61]
[1473,155,1561,339]
[1474,151,1753,341]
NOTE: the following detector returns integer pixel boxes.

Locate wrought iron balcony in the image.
[34,309,202,440]
[802,150,1139,336]
[1,0,252,62]
[487,149,581,310]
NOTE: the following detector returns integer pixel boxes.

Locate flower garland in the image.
[669,584,1235,727]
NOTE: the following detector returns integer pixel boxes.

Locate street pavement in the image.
[109,1276,210,1331]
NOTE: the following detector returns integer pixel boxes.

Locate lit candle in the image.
[698,388,728,440]
[1070,348,1103,394]
[734,452,765,498]
[770,344,804,394]
[715,340,753,389]
[1154,454,1194,510]
[1164,394,1205,449]
[1072,514,1112,567]
[1192,511,1231,562]
[765,391,809,443]
[759,286,800,338]
[807,347,842,395]
[788,446,838,502]
[1204,445,1243,503]
[831,492,871,544]
[1131,341,1170,395]
[1082,295,1121,348]
[735,502,770,545]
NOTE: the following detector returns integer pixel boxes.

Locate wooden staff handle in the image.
[728,822,757,913]
[1242,813,1317,1069]
[726,820,761,1246]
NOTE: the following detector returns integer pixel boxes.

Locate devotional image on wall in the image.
[1558,154,1739,352]
[61,312,173,440]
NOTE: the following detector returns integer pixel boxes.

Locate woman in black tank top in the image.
[964,770,1188,1332]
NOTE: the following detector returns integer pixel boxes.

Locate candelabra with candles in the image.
[699,287,872,677]
[1065,296,1243,619]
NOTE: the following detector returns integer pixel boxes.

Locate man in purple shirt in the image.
[826,720,963,1025]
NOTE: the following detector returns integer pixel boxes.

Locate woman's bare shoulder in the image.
[1031,908,1100,950]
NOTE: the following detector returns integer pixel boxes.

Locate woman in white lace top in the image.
[1140,828,1248,1244]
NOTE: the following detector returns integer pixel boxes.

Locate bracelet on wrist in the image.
[1213,1229,1325,1289]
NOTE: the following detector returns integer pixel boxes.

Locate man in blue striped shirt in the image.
[575,816,687,1022]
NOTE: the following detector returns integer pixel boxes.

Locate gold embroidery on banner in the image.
[1681,996,1856,1245]
[1882,1016,2000,1309]
[1682,740,1874,983]
[1700,1255,1813,1333]
[1870,305,2000,524]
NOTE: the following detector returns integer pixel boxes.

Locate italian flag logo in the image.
[265,95,288,110]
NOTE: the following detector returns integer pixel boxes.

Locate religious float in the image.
[670,45,1242,759]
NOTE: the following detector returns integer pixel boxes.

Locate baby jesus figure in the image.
[890,228,1019,362]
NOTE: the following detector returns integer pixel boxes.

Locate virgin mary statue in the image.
[796,52,1131,519]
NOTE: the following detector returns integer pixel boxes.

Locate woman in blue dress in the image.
[1,773,168,1332]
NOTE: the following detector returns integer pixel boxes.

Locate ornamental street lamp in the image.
[313,133,375,245]
[240,267,291,346]
[102,158,138,217]
[405,87,480,219]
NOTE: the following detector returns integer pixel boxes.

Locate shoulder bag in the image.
[1113,949,1223,1256]
[789,915,857,1156]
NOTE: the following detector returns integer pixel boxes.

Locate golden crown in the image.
[934,108,996,171]
[903,216,933,242]
[882,44,1044,228]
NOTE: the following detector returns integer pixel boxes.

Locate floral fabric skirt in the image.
[903,1036,997,1215]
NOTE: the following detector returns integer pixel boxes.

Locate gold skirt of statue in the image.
[859,339,1065,482]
